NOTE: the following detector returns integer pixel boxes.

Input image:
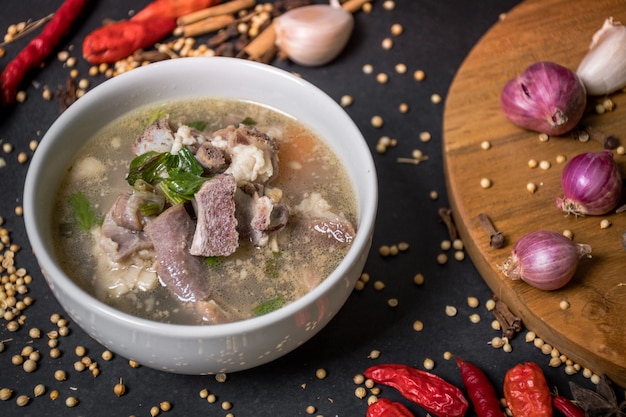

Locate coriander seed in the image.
[114,378,126,397]
[467,297,479,308]
[150,406,160,416]
[559,300,570,310]
[414,69,425,81]
[16,394,29,406]
[54,369,67,381]
[355,387,367,399]
[34,384,45,397]
[0,388,13,401]
[368,349,381,359]
[65,396,78,408]
[160,401,172,411]
[101,350,113,361]
[23,359,37,373]
[315,368,327,379]
[445,305,457,317]
[423,358,434,370]
[412,320,424,331]
[413,273,424,285]
[480,178,492,189]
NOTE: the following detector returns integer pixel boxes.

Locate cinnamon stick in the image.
[238,22,277,63]
[180,14,235,37]
[177,0,256,26]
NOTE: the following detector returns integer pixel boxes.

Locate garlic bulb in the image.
[576,17,626,96]
[273,0,354,67]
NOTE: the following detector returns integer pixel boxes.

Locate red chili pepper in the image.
[553,396,585,417]
[131,0,222,22]
[0,0,86,105]
[503,362,552,417]
[82,18,177,64]
[364,364,469,417]
[455,357,503,417]
[367,398,415,417]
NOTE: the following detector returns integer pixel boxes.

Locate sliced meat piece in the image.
[99,210,153,262]
[109,191,163,231]
[131,116,175,156]
[234,184,289,247]
[210,124,279,184]
[144,204,210,302]
[194,141,228,174]
[190,173,239,257]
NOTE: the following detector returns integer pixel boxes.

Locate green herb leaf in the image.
[147,109,168,125]
[185,121,208,131]
[176,146,204,176]
[239,117,257,126]
[69,192,100,231]
[265,251,282,278]
[252,296,285,316]
[138,200,163,217]
[160,168,209,200]
[204,256,223,267]
[127,151,168,186]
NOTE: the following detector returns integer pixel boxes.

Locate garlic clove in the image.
[577,17,626,96]
[273,0,354,67]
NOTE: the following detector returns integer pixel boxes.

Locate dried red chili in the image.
[503,362,552,417]
[82,18,177,64]
[455,357,503,417]
[367,398,415,417]
[0,0,86,105]
[364,364,469,417]
[553,396,585,417]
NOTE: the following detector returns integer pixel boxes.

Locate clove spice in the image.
[438,208,458,242]
[478,213,504,249]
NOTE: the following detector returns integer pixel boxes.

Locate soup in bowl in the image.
[23,57,377,374]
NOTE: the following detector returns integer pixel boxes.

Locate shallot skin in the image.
[500,62,586,136]
[500,230,591,291]
[557,151,623,216]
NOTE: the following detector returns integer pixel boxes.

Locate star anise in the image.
[570,374,626,417]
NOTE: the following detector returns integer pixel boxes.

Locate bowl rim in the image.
[24,57,378,338]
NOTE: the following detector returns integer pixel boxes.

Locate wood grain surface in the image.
[443,0,626,386]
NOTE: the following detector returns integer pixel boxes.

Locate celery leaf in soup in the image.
[69,192,101,231]
[204,256,223,267]
[184,120,208,131]
[253,296,286,317]
[237,116,257,127]
[127,147,209,205]
[265,252,282,278]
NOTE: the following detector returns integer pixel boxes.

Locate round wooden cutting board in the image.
[443,0,626,386]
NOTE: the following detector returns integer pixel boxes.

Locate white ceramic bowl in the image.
[24,57,377,374]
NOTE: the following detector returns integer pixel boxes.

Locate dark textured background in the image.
[0,1,613,416]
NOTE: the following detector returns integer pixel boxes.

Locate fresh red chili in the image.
[503,362,552,417]
[553,396,585,417]
[0,0,86,105]
[364,364,469,417]
[455,357,503,417]
[367,398,415,417]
